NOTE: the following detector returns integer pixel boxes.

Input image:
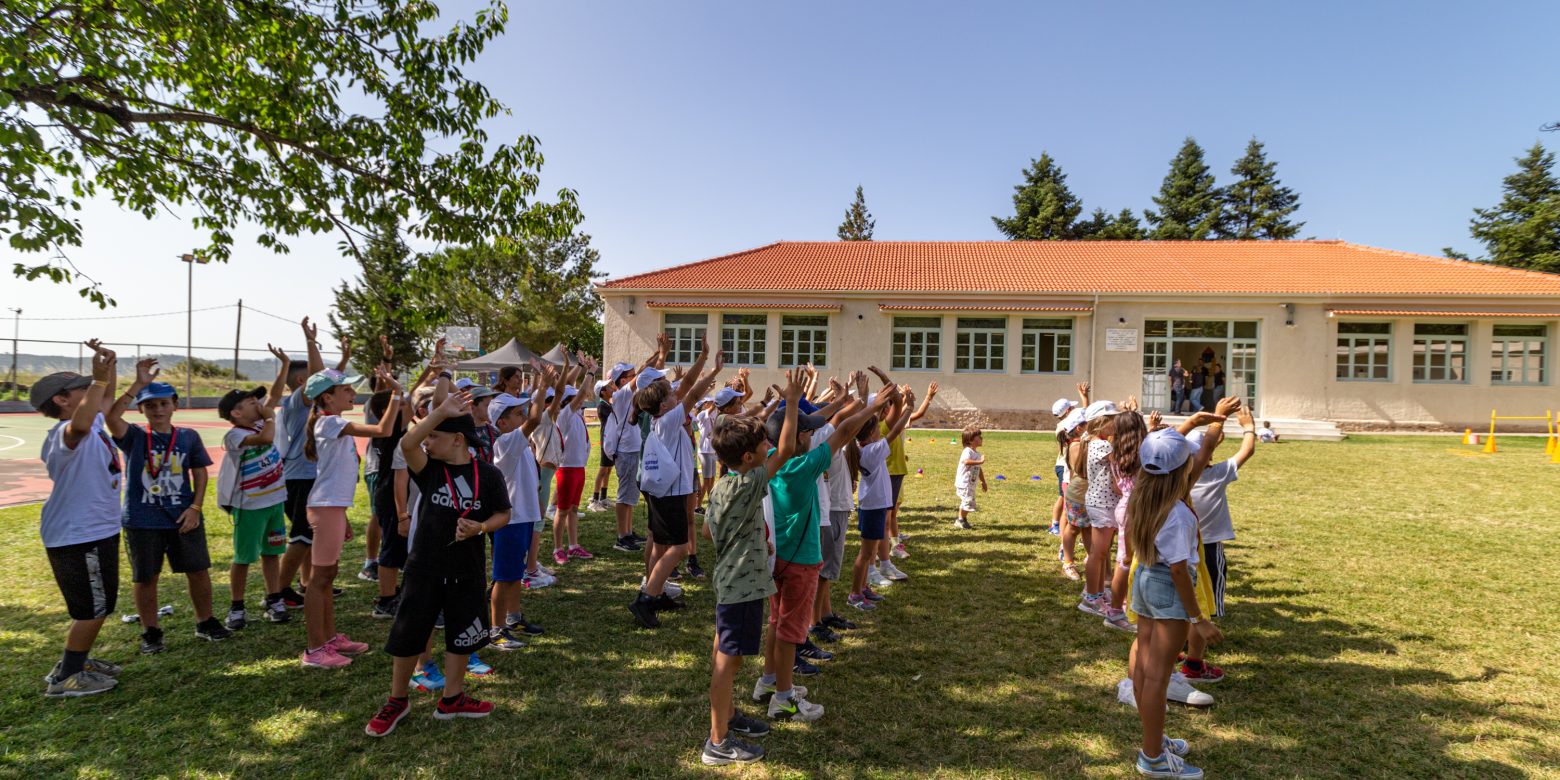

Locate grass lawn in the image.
[0,430,1556,779]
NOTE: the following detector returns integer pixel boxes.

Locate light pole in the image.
[8,308,19,401]
[179,253,210,407]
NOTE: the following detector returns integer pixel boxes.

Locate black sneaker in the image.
[823,614,857,631]
[629,532,647,544]
[195,617,234,642]
[225,608,247,631]
[668,567,683,582]
[280,587,305,608]
[809,624,841,644]
[140,628,166,655]
[798,639,834,662]
[792,658,821,677]
[370,598,398,619]
[612,536,642,553]
[651,593,686,612]
[357,561,379,582]
[687,560,707,579]
[728,710,771,738]
[628,595,660,629]
[701,736,764,766]
[514,616,545,636]
[694,506,706,516]
[265,599,291,623]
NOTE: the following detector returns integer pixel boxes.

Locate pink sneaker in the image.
[328,633,370,656]
[567,545,594,560]
[552,548,569,566]
[301,645,352,669]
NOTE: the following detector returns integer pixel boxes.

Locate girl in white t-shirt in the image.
[847,392,911,611]
[1081,404,1123,617]
[299,366,403,670]
[953,426,986,529]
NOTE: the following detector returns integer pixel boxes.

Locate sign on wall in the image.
[1105,328,1139,352]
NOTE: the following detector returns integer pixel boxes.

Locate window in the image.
[779,315,828,368]
[955,317,1006,372]
[720,314,767,367]
[1335,322,1391,381]
[662,313,708,365]
[1020,318,1072,374]
[891,316,941,371]
[1412,323,1468,383]
[1491,324,1547,385]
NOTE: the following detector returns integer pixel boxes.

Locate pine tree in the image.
[1077,208,1147,240]
[1462,143,1560,273]
[328,219,431,374]
[837,185,876,240]
[1145,138,1223,240]
[992,153,1085,240]
[1218,138,1303,239]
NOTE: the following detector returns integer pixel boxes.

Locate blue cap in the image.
[133,382,179,405]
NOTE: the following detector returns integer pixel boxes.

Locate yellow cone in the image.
[1483,434,1497,454]
[1462,428,1472,445]
[1547,436,1556,455]
[1552,442,1560,464]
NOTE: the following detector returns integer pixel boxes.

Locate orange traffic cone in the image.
[1462,428,1472,445]
[1483,434,1497,454]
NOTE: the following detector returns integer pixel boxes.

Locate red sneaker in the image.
[433,691,494,720]
[1179,661,1225,683]
[567,545,594,560]
[364,697,410,737]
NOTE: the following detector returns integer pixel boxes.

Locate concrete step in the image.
[1160,415,1346,442]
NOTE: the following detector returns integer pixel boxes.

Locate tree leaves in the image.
[1461,143,1560,273]
[837,185,875,241]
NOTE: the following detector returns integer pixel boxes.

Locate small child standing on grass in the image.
[954,426,987,529]
[1179,403,1258,684]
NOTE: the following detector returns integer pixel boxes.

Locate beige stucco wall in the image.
[602,292,1558,430]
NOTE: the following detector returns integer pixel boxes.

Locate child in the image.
[1049,383,1089,536]
[848,388,910,611]
[1258,420,1278,443]
[275,317,328,609]
[605,359,650,554]
[106,362,228,651]
[698,400,803,765]
[299,366,403,669]
[694,396,719,512]
[1102,410,1149,632]
[1059,408,1089,581]
[1125,427,1223,779]
[1180,404,1258,683]
[214,344,294,629]
[32,342,125,698]
[367,385,412,620]
[1079,400,1124,617]
[809,390,863,646]
[954,425,987,529]
[589,379,615,514]
[488,387,549,649]
[550,353,597,564]
[364,393,513,737]
[529,363,565,575]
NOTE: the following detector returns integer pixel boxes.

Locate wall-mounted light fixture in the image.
[1281,303,1295,327]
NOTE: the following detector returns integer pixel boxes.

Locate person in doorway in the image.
[1200,346,1214,367]
[1188,364,1206,414]
[1211,358,1226,403]
[1168,360,1187,414]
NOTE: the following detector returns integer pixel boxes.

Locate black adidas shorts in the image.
[46,534,121,620]
[284,479,315,545]
[384,573,490,657]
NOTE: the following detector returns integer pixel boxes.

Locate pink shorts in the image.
[307,506,350,566]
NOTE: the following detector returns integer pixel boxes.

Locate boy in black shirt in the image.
[366,392,512,737]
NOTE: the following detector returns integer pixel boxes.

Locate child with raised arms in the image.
[486,366,554,650]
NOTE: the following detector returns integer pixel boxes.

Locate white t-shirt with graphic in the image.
[307,414,359,507]
[856,439,893,511]
[557,406,590,469]
[39,414,122,548]
[493,428,541,525]
[643,404,695,498]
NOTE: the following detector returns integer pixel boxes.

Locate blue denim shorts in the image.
[1130,562,1198,621]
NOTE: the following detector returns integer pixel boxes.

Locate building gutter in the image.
[1088,294,1100,390]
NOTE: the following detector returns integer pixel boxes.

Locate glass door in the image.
[1228,340,1258,413]
[1142,340,1169,411]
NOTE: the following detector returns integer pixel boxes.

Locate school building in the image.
[597,240,1560,432]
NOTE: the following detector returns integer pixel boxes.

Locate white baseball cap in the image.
[593,379,610,394]
[608,362,635,384]
[454,377,475,391]
[714,387,741,408]
[1052,398,1078,417]
[1059,408,1086,434]
[1140,428,1196,475]
[635,367,666,389]
[1186,429,1206,450]
[487,392,529,421]
[1083,400,1123,421]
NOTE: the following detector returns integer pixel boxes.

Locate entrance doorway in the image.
[1141,320,1259,413]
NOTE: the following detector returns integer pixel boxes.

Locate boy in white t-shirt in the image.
[486,386,550,650]
[549,353,596,565]
[953,426,987,529]
[1179,404,1258,684]
[1258,421,1278,443]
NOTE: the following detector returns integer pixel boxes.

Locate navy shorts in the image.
[1055,464,1066,496]
[889,474,905,505]
[491,524,534,583]
[857,507,888,541]
[715,599,765,657]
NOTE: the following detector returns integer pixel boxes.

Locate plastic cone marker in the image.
[1462,428,1472,445]
[995,475,1006,481]
[1483,435,1497,454]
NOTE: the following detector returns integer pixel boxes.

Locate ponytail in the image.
[304,402,323,462]
[1125,461,1194,568]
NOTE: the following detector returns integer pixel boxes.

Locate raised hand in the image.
[1236,405,1255,430]
[437,390,473,417]
[88,342,117,381]
[670,365,686,382]
[134,358,160,386]
[927,381,939,397]
[868,365,890,385]
[374,364,403,394]
[301,317,318,343]
[712,350,726,374]
[379,334,393,362]
[1214,396,1242,418]
[1147,410,1164,430]
[782,369,805,403]
[656,332,671,355]
[267,343,290,364]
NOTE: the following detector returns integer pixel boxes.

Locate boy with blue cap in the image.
[106,358,227,652]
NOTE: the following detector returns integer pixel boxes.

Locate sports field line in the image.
[0,434,24,452]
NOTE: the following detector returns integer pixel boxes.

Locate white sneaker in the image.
[525,571,556,589]
[1117,678,1169,712]
[1167,671,1215,708]
[751,679,808,701]
[868,568,893,589]
[641,576,683,598]
[880,560,909,581]
[767,690,824,722]
[536,563,556,577]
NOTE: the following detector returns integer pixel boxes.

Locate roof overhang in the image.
[878,301,1094,313]
[646,300,840,312]
[1327,308,1560,318]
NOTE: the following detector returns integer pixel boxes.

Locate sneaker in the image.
[1061,562,1081,581]
[728,710,770,737]
[767,691,824,722]
[701,736,765,766]
[524,571,557,589]
[694,505,707,516]
[890,542,909,559]
[585,498,605,513]
[862,587,884,602]
[489,628,526,651]
[651,592,686,612]
[411,661,445,692]
[225,608,247,631]
[867,568,892,590]
[628,595,660,629]
[668,567,683,581]
[357,561,379,582]
[1179,661,1225,683]
[552,548,569,566]
[643,576,684,598]
[612,536,642,553]
[823,614,857,631]
[433,691,494,720]
[466,653,493,676]
[1102,586,1114,604]
[687,560,707,579]
[300,645,352,669]
[326,633,368,655]
[536,563,557,576]
[364,697,411,737]
[880,560,909,581]
[1136,750,1203,778]
[196,617,234,641]
[797,639,834,663]
[280,588,305,608]
[43,658,122,686]
[1117,678,1169,713]
[810,624,841,644]
[750,678,806,701]
[265,600,291,623]
[43,669,118,698]
[1162,735,1190,757]
[1167,671,1215,708]
[371,599,398,619]
[139,628,166,655]
[1078,593,1107,617]
[434,611,445,630]
[953,517,973,530]
[1102,606,1137,633]
[846,594,877,611]
[508,615,545,636]
[1047,523,1061,536]
[567,545,593,560]
[628,532,647,544]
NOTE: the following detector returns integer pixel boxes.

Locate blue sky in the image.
[4,0,1559,355]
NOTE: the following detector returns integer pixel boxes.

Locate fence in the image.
[2,337,347,402]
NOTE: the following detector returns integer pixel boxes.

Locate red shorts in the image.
[554,467,586,510]
[768,561,821,644]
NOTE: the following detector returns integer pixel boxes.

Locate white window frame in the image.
[779,314,829,368]
[1411,323,1469,384]
[1335,322,1393,382]
[1020,318,1073,374]
[1491,323,1548,385]
[720,313,767,367]
[955,317,1006,373]
[661,312,708,365]
[890,316,942,372]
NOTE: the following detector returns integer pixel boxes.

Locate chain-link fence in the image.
[2,337,347,401]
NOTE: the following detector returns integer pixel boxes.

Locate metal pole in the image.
[8,308,19,400]
[186,256,193,407]
[234,299,243,381]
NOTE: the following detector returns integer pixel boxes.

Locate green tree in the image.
[1078,207,1147,240]
[176,357,242,380]
[837,185,876,240]
[1218,138,1303,239]
[420,233,605,359]
[1145,138,1223,240]
[1457,143,1560,273]
[2,0,580,307]
[327,220,432,374]
[992,153,1085,240]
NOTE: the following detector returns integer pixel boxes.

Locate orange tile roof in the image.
[1328,308,1559,318]
[600,240,1560,297]
[648,300,839,311]
[879,303,1094,313]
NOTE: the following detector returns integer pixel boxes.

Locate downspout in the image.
[1088,294,1099,390]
